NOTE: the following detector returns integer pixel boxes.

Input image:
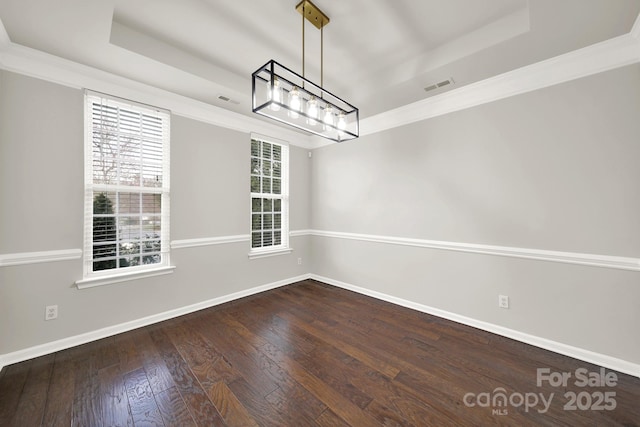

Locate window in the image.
[81,91,171,282]
[250,136,289,256]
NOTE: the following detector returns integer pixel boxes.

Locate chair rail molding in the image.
[0,249,83,267]
[309,230,640,272]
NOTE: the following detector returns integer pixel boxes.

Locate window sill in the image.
[75,266,176,289]
[248,248,293,260]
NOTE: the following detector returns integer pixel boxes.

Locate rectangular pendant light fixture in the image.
[252,60,359,142]
[251,1,359,142]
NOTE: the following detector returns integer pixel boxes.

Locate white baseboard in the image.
[3,272,638,379]
[310,274,640,378]
[0,274,311,372]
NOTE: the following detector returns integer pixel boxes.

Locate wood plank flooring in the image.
[0,279,638,426]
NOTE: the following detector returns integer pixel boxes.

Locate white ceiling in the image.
[0,0,639,123]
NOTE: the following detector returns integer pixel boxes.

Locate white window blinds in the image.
[83,91,170,277]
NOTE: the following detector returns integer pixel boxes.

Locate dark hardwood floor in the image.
[0,279,638,426]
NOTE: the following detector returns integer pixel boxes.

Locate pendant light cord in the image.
[321,25,324,97]
[300,2,326,97]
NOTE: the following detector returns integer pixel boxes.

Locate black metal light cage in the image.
[252,60,359,142]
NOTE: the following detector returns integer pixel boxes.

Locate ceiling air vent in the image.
[424,78,455,93]
[217,95,240,105]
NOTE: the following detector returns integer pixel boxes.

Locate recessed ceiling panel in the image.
[0,0,638,119]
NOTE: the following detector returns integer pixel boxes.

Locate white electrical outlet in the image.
[498,295,509,309]
[297,257,302,265]
[45,305,58,320]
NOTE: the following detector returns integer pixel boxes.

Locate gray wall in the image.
[310,64,640,364]
[0,70,311,355]
[2,63,639,367]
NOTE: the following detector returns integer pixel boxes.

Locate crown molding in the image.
[359,30,640,137]
[1,13,639,148]
[0,41,314,149]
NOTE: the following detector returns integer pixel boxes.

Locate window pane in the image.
[274,213,281,229]
[252,214,262,231]
[119,241,139,256]
[274,199,281,212]
[93,259,116,271]
[264,199,273,212]
[274,231,282,245]
[142,254,161,265]
[119,216,140,241]
[262,231,273,246]
[121,255,140,267]
[92,134,118,184]
[251,176,261,192]
[93,218,116,242]
[272,178,281,195]
[142,239,161,252]
[251,140,260,157]
[119,109,141,135]
[118,192,139,214]
[120,162,141,186]
[273,161,281,178]
[262,177,271,193]
[120,136,142,155]
[93,243,116,259]
[263,160,272,177]
[142,164,162,188]
[142,239,161,265]
[262,142,272,159]
[264,214,273,230]
[251,157,260,175]
[142,216,161,235]
[252,198,262,213]
[252,232,262,248]
[141,194,161,214]
[273,145,281,161]
[93,192,115,214]
[93,189,117,244]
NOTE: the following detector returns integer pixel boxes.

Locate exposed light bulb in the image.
[337,112,346,130]
[306,96,318,125]
[288,87,301,118]
[323,106,334,127]
[270,77,281,111]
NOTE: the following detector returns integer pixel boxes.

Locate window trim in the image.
[248,247,293,260]
[76,265,176,289]
[79,91,172,286]
[249,134,290,258]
